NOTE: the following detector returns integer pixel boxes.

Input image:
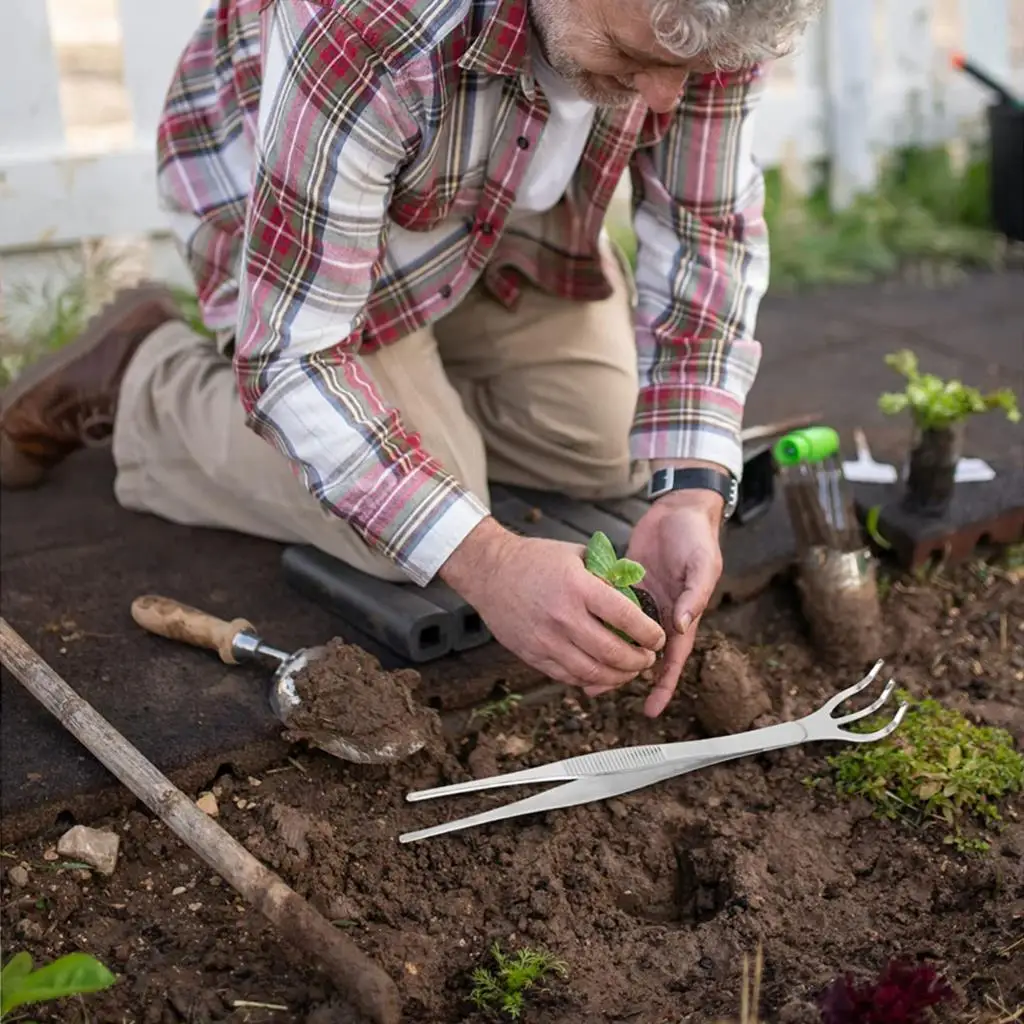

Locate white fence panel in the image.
[0,0,1021,304]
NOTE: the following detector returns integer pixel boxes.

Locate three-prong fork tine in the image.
[810,660,908,743]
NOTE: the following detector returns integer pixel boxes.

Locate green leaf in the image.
[605,558,645,589]
[865,505,892,550]
[878,392,910,415]
[1,952,116,1015]
[584,531,618,580]
[2,951,34,990]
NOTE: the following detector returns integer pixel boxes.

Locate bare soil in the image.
[2,561,1022,1023]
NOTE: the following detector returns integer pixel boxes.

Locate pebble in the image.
[57,826,120,876]
[172,886,187,896]
[196,792,219,817]
[8,865,30,888]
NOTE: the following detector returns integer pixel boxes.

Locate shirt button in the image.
[479,222,494,236]
[439,284,452,299]
[517,135,530,149]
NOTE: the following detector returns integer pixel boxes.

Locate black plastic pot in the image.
[988,101,1024,242]
[902,424,963,518]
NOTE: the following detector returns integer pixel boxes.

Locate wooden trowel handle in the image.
[131,595,256,665]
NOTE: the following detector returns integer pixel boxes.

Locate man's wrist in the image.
[437,515,516,596]
[649,459,731,525]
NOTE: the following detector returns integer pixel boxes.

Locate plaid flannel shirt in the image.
[156,0,770,585]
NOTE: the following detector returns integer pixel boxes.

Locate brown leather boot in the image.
[0,283,184,489]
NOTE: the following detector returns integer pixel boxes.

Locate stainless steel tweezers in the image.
[399,659,907,843]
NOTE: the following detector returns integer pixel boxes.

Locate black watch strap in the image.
[646,466,738,518]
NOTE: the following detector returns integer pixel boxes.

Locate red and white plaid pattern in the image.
[156,0,770,583]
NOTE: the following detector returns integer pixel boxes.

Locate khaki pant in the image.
[113,246,649,582]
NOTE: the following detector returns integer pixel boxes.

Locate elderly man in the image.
[0,0,820,715]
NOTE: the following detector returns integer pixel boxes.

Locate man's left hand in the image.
[582,481,725,717]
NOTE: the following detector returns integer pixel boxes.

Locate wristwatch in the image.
[646,466,739,520]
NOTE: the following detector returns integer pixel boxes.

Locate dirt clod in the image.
[694,632,772,734]
[288,639,442,756]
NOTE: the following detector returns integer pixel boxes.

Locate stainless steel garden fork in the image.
[399,659,908,843]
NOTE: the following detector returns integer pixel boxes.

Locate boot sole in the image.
[0,282,183,415]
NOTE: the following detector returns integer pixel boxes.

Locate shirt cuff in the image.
[396,485,491,586]
[629,387,746,481]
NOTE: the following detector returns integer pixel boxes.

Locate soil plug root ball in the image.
[796,547,885,669]
[694,633,772,736]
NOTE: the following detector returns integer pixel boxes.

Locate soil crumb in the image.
[695,631,772,734]
[288,639,443,756]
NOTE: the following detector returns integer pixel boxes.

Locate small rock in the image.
[188,902,203,912]
[42,847,59,862]
[196,792,219,817]
[57,826,119,876]
[501,735,533,757]
[8,865,30,888]
[172,886,187,896]
[779,1000,822,1024]
[16,919,44,940]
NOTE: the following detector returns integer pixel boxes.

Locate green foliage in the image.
[1,951,116,1020]
[878,349,1021,430]
[823,692,1024,852]
[469,943,568,1020]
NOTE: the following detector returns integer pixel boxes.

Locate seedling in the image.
[820,691,1024,852]
[468,942,568,1020]
[878,349,1020,430]
[1,950,116,1020]
[583,531,661,640]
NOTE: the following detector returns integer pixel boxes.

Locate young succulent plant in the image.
[583,531,662,639]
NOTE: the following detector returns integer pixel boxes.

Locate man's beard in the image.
[528,0,638,107]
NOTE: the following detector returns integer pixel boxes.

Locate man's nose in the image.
[633,69,688,112]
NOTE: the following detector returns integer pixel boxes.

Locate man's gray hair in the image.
[649,0,824,68]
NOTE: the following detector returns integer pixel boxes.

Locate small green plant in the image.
[823,692,1024,852]
[470,692,523,724]
[469,942,568,1020]
[1,950,116,1020]
[584,531,654,644]
[878,349,1020,431]
[584,531,646,607]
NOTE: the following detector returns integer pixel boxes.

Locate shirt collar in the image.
[458,0,531,78]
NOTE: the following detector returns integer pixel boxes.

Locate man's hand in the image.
[439,518,666,691]
[583,477,725,717]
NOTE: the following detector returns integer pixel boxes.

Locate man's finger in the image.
[644,622,699,717]
[671,550,720,635]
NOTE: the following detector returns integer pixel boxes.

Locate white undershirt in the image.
[510,39,598,217]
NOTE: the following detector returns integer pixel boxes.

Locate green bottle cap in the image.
[772,426,840,466]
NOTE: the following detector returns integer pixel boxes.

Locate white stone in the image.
[196,792,219,817]
[56,825,120,875]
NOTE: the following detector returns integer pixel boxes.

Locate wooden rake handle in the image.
[0,617,402,1024]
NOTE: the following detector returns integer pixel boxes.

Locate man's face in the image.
[529,0,716,112]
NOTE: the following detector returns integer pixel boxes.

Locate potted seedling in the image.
[583,531,662,636]
[878,349,1020,517]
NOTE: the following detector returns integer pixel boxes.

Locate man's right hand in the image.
[439,517,666,690]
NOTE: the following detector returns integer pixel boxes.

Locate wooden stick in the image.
[0,617,402,1024]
